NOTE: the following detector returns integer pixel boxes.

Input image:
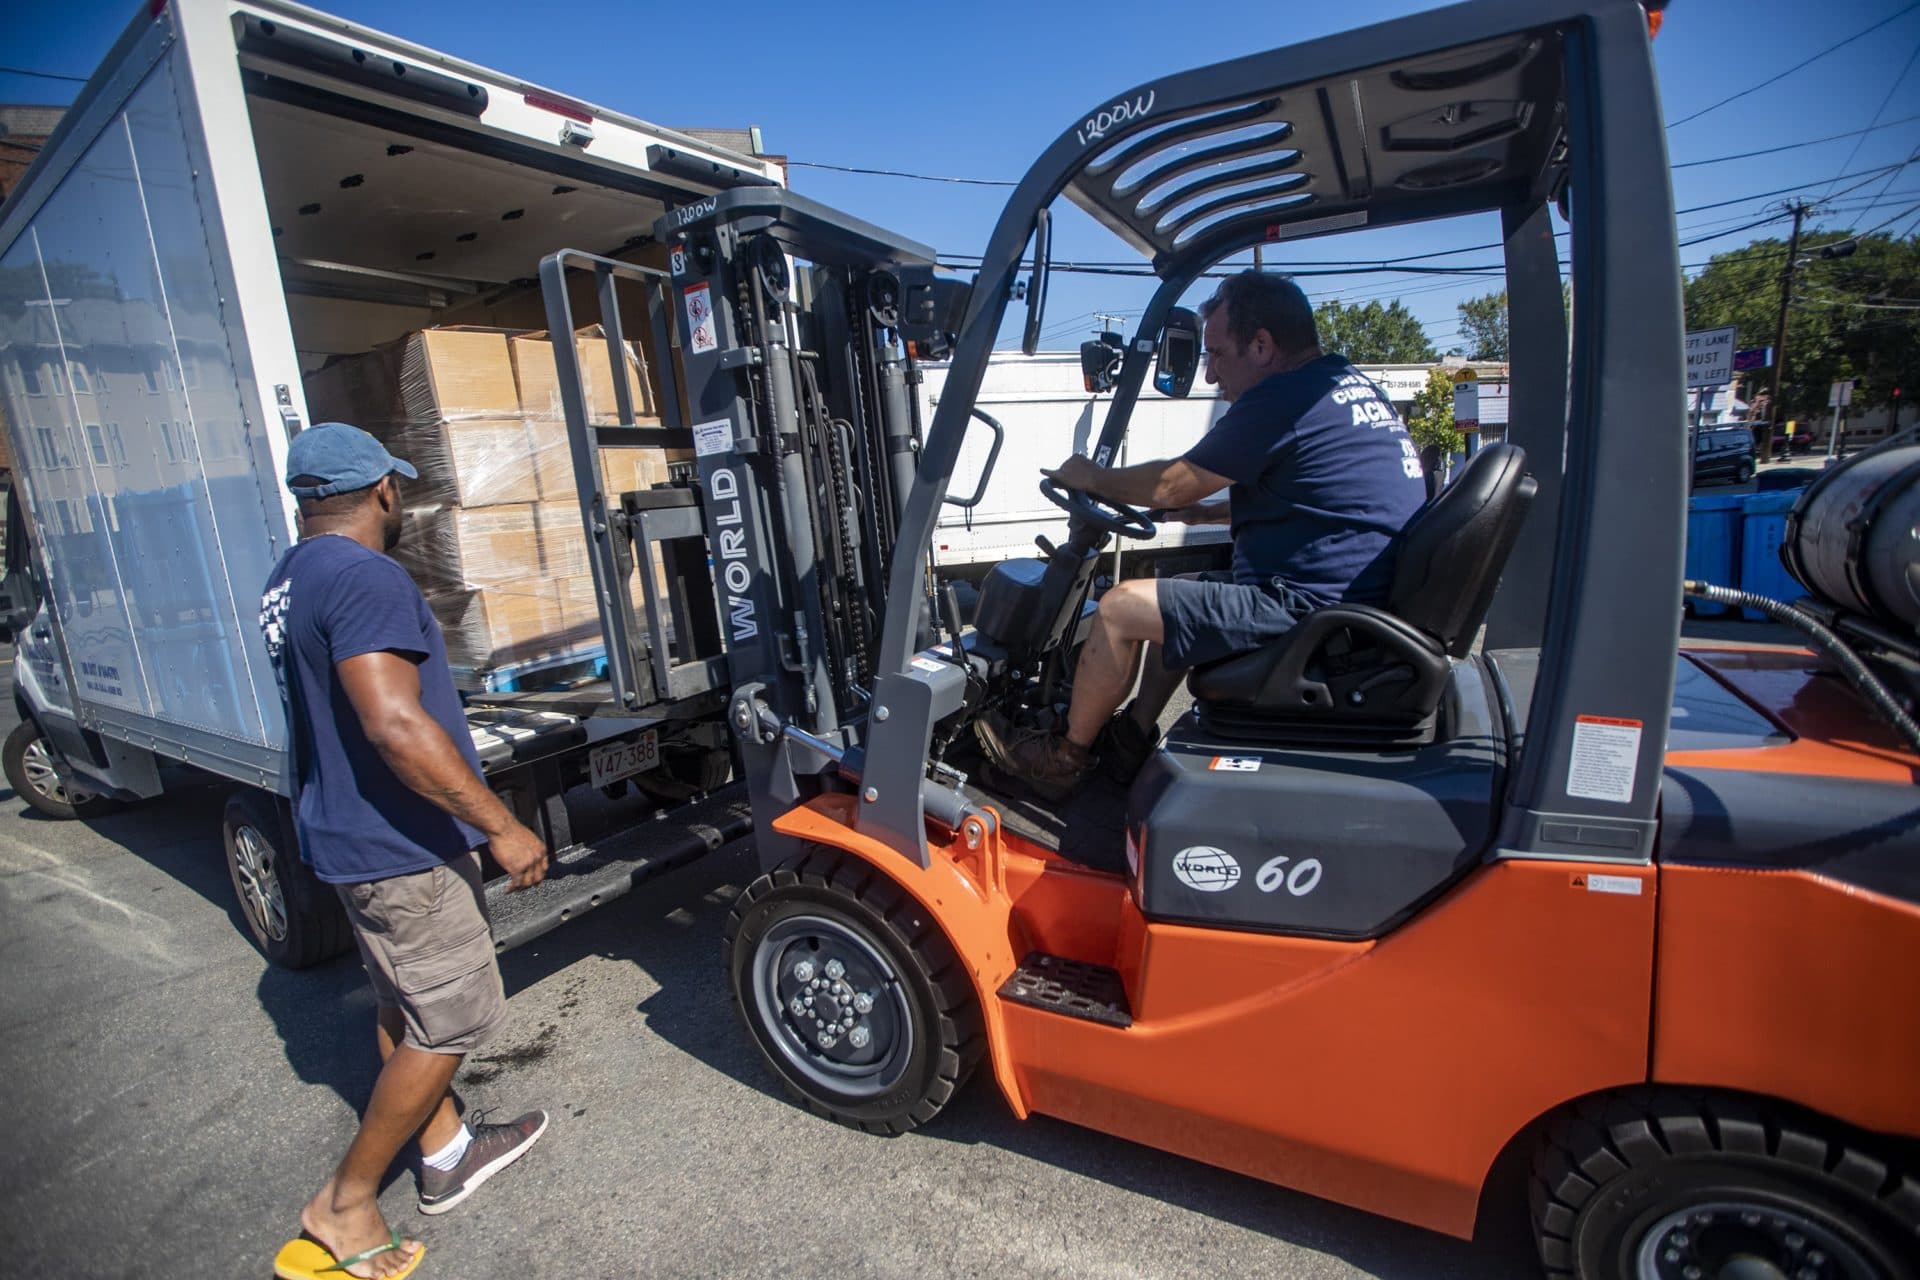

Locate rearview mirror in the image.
[1155,306,1199,397]
[1020,209,1052,357]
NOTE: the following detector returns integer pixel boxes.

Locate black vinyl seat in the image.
[1187,443,1536,744]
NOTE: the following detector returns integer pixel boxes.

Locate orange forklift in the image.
[630,1,1920,1274]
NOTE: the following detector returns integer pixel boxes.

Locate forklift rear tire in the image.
[222,789,351,970]
[1531,1090,1919,1279]
[725,845,983,1136]
[3,719,117,819]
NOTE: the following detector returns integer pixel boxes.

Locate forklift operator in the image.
[977,270,1428,799]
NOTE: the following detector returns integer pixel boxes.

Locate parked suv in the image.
[1692,422,1756,486]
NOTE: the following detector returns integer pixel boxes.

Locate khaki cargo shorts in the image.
[337,851,506,1056]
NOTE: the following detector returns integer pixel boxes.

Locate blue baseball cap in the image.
[285,422,418,499]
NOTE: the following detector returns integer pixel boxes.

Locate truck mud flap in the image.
[485,783,752,951]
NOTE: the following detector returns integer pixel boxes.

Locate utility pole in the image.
[1763,200,1810,462]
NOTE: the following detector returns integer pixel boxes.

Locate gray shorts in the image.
[1156,569,1317,669]
[337,851,505,1056]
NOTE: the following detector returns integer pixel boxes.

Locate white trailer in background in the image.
[0,0,773,967]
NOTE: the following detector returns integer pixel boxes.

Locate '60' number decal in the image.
[1255,855,1323,897]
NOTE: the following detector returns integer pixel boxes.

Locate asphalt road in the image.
[0,658,1554,1280]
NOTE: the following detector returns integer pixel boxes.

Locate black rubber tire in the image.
[2,718,115,819]
[1531,1089,1920,1279]
[1737,459,1756,484]
[724,844,983,1135]
[222,789,351,969]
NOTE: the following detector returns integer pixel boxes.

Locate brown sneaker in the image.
[417,1109,548,1216]
[974,711,1094,802]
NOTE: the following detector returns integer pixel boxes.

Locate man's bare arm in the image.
[337,650,548,888]
[1044,453,1229,511]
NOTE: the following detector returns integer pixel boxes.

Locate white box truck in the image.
[0,0,772,966]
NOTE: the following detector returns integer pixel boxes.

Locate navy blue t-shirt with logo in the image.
[259,535,484,884]
[1183,355,1427,605]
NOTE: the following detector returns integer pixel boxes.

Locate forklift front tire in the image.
[1531,1090,1919,1279]
[222,789,351,970]
[725,845,983,1136]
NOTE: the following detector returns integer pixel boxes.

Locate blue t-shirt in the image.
[1183,355,1427,605]
[259,535,485,884]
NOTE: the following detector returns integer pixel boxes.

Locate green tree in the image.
[1456,290,1508,360]
[1313,298,1435,363]
[1407,367,1464,458]
[1684,231,1920,421]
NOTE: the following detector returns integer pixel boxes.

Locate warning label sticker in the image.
[1567,714,1643,804]
[910,655,947,674]
[684,282,716,354]
[691,418,732,457]
[1209,756,1260,772]
[1579,873,1644,896]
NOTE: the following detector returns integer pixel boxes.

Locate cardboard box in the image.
[304,327,520,428]
[399,327,521,422]
[392,502,587,592]
[429,577,602,672]
[375,416,573,509]
[511,326,655,425]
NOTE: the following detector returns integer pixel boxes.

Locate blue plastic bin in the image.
[1684,493,1746,616]
[1739,489,1804,619]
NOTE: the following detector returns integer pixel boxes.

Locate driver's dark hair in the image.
[1199,270,1318,354]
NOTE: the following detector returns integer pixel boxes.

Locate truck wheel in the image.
[1737,458,1756,483]
[3,719,115,819]
[725,845,983,1135]
[223,789,350,969]
[1531,1090,1919,1279]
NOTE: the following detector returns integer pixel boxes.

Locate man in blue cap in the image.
[260,423,549,1278]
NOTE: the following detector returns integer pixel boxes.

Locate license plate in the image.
[589,730,659,787]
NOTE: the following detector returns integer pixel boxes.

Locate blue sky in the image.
[7,0,1919,353]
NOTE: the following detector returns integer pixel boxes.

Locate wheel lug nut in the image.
[789,997,805,1016]
[1742,1212,1763,1227]
[853,992,874,1013]
[1797,1270,1817,1280]
[1684,1268,1702,1280]
[793,960,815,982]
[1670,1231,1689,1248]
[825,959,845,980]
[816,1031,834,1048]
[1665,1250,1682,1265]
[1784,1233,1805,1251]
[1807,1252,1826,1266]
[849,1026,870,1048]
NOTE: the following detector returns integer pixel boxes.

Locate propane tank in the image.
[1782,444,1920,632]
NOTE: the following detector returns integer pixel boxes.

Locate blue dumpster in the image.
[1739,489,1805,619]
[1684,492,1746,617]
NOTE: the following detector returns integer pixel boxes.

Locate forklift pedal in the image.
[998,953,1132,1028]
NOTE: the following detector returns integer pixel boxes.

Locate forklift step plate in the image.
[999,953,1133,1028]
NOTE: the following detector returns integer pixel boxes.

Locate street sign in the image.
[1454,378,1479,432]
[1732,346,1773,373]
[1829,379,1855,408]
[1685,326,1737,388]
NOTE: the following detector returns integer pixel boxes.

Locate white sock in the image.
[422,1124,472,1171]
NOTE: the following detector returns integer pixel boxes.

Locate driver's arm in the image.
[1064,455,1229,511]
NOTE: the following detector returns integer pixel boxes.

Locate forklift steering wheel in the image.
[1039,477,1157,540]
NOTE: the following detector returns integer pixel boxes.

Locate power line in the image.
[1820,40,1920,199]
[788,160,1015,187]
[0,64,88,83]
[1670,113,1920,169]
[1665,1,1920,128]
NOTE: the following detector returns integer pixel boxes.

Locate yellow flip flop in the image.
[273,1231,424,1279]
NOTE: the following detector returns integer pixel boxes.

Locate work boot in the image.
[417,1109,549,1216]
[1096,711,1157,786]
[974,710,1094,802]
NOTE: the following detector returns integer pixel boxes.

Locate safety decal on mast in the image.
[1566,714,1642,804]
[683,282,717,354]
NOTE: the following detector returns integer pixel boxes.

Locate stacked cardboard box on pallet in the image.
[302,325,676,684]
